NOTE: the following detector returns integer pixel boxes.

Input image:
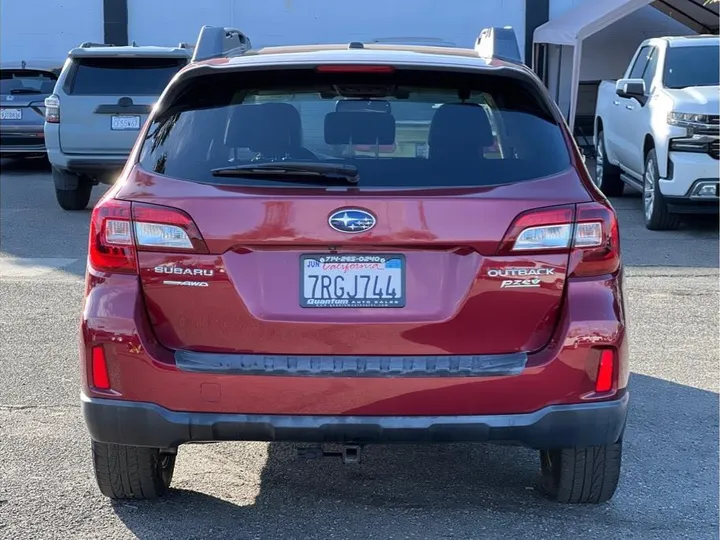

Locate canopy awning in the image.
[534,0,652,47]
[534,0,718,47]
[532,0,719,132]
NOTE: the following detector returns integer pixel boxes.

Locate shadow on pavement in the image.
[0,156,51,174]
[112,373,719,539]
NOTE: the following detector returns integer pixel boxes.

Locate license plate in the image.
[111,115,141,130]
[300,254,406,308]
[0,108,22,120]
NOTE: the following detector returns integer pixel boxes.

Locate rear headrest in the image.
[40,81,56,94]
[428,103,494,152]
[325,111,396,145]
[225,102,303,151]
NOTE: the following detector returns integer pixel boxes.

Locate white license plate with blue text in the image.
[111,115,141,130]
[300,254,406,308]
[0,108,22,120]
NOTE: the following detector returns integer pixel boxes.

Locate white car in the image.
[595,35,719,230]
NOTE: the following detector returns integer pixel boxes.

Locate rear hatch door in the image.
[59,50,187,154]
[119,65,593,356]
[0,67,58,138]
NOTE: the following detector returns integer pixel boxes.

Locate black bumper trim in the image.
[64,158,129,173]
[665,196,719,214]
[174,350,528,378]
[81,393,629,450]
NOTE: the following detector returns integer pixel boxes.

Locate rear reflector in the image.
[595,349,615,393]
[315,64,395,73]
[91,346,111,390]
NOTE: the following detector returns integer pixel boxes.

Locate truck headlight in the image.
[667,112,712,126]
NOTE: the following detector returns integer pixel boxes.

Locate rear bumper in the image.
[0,129,46,154]
[81,392,628,450]
[46,148,129,180]
[664,178,719,214]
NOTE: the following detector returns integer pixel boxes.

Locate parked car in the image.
[44,42,190,210]
[0,60,61,158]
[595,35,719,230]
[81,26,628,504]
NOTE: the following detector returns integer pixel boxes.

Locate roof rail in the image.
[178,42,195,50]
[371,36,457,47]
[79,42,115,48]
[475,27,523,64]
[191,25,252,62]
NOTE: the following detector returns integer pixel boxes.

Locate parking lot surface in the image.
[0,158,718,540]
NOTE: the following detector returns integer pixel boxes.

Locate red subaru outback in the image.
[81,26,628,504]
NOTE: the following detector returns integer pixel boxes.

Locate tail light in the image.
[44,94,60,123]
[88,198,208,274]
[498,202,620,278]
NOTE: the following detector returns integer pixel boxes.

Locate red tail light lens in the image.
[88,199,208,273]
[315,64,395,73]
[595,348,615,393]
[498,202,620,278]
[91,346,111,390]
[572,202,620,277]
[88,199,136,273]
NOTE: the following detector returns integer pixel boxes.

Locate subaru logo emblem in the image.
[328,208,376,234]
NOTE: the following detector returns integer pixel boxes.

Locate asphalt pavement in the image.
[0,158,718,540]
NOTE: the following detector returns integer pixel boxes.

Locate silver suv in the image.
[45,42,189,210]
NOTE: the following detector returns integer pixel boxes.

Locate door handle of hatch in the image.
[613,100,620,106]
[625,104,634,110]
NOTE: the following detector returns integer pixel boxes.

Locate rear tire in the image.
[643,149,680,230]
[92,441,176,500]
[595,131,624,197]
[539,440,622,504]
[54,181,92,211]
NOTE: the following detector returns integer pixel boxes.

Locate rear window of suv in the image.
[138,68,570,188]
[0,69,58,96]
[67,57,185,96]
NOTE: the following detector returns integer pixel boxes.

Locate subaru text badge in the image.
[328,209,376,234]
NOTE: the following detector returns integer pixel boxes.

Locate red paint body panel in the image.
[80,266,628,416]
[117,166,591,355]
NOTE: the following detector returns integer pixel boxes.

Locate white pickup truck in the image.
[594,35,719,230]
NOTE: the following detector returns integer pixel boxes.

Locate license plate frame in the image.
[300,253,406,308]
[0,108,22,121]
[110,115,141,131]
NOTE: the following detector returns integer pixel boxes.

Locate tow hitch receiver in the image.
[297,444,363,464]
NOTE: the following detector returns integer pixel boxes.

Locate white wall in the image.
[0,0,103,63]
[128,0,527,59]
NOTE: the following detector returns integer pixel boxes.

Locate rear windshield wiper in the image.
[210,162,359,184]
[9,88,42,95]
